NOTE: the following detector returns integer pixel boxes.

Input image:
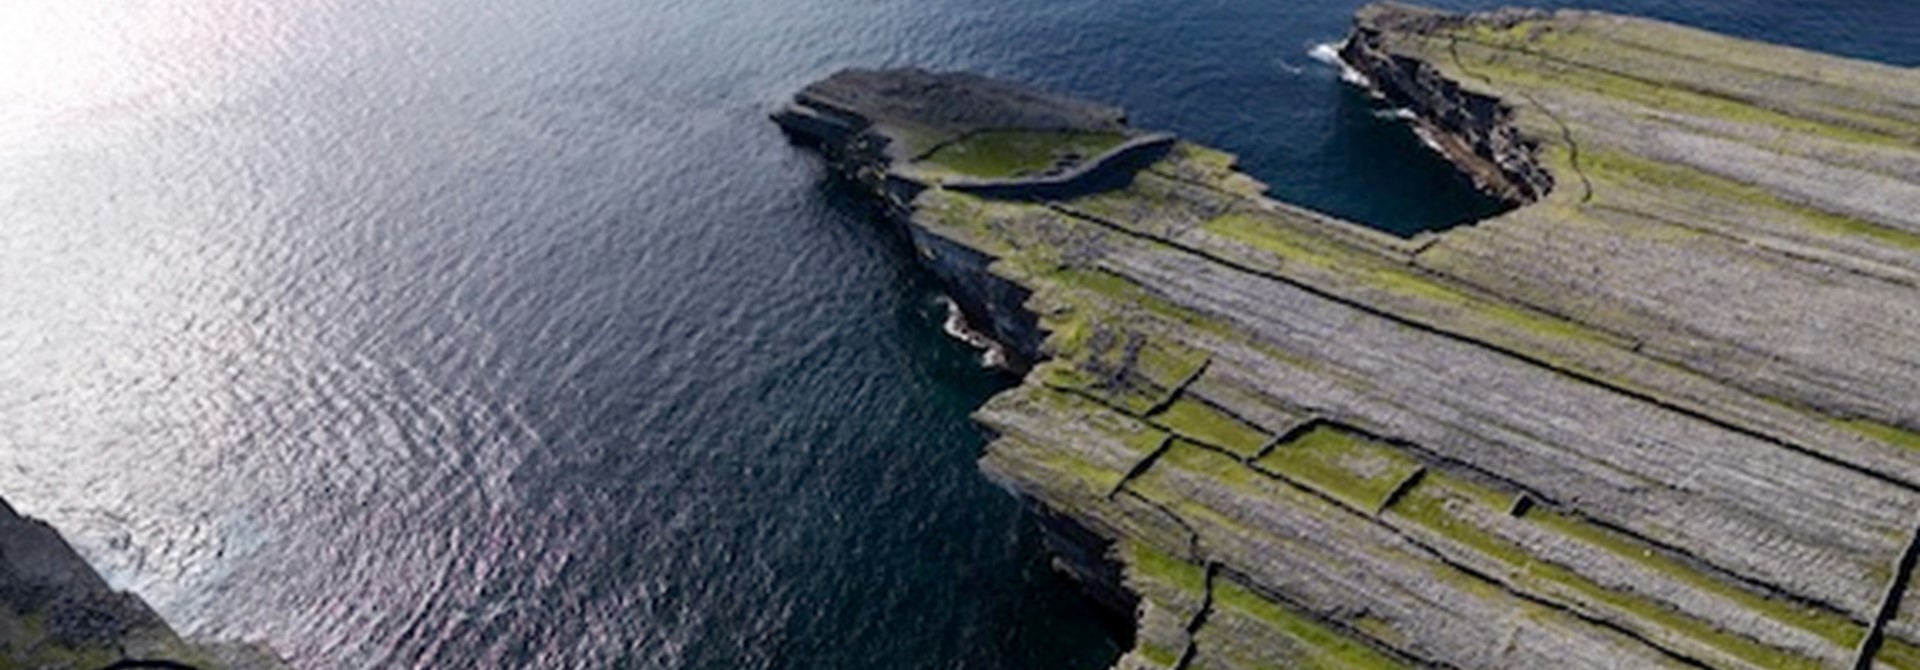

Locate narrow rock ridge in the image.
[777,4,1920,668]
[0,498,285,670]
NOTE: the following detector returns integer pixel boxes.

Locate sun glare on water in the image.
[0,1,315,149]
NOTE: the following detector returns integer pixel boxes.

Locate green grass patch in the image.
[1203,212,1343,274]
[1053,267,1237,340]
[1356,261,1619,350]
[1458,19,1546,49]
[1136,644,1181,668]
[981,386,1168,496]
[1351,614,1405,649]
[1145,142,1269,199]
[1529,510,1865,651]
[911,190,1026,256]
[1874,638,1920,670]
[1835,416,1920,453]
[1127,541,1208,595]
[1034,336,1191,417]
[1388,470,1852,667]
[1580,147,1920,252]
[1207,209,1623,356]
[1445,32,1913,150]
[1170,142,1240,175]
[1031,286,1210,418]
[988,435,1125,502]
[1514,24,1914,143]
[1150,397,1269,458]
[1210,578,1411,669]
[1387,473,1531,565]
[1257,425,1425,513]
[1156,439,1266,491]
[920,130,1130,179]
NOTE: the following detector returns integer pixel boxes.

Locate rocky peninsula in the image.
[777,3,1920,669]
[0,499,284,669]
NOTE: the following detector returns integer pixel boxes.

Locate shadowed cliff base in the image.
[1309,84,1519,237]
[777,2,1920,668]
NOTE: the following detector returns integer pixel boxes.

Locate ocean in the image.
[1,0,1912,667]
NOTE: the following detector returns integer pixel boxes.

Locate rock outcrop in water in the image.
[0,498,285,670]
[778,4,1920,668]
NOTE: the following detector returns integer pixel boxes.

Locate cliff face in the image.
[0,499,285,670]
[1339,5,1555,205]
[778,6,1920,669]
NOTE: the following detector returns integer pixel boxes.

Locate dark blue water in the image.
[1,1,1912,668]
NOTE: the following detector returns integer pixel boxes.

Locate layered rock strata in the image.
[777,5,1920,668]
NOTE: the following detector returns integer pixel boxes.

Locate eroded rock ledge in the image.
[1341,4,1558,205]
[778,4,1920,668]
[1,499,285,670]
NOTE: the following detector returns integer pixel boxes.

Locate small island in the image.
[778,3,1920,669]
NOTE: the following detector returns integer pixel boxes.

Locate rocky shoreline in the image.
[778,3,1920,668]
[0,499,284,670]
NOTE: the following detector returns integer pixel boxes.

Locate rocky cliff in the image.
[777,4,1920,669]
[0,499,284,670]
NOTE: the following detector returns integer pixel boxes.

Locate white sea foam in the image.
[940,296,1011,369]
[1308,41,1370,86]
[1373,107,1418,121]
[1306,41,1343,65]
[1410,126,1449,154]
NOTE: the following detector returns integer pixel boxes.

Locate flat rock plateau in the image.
[777,2,1920,669]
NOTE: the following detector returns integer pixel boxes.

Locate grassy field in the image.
[921,130,1129,179]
